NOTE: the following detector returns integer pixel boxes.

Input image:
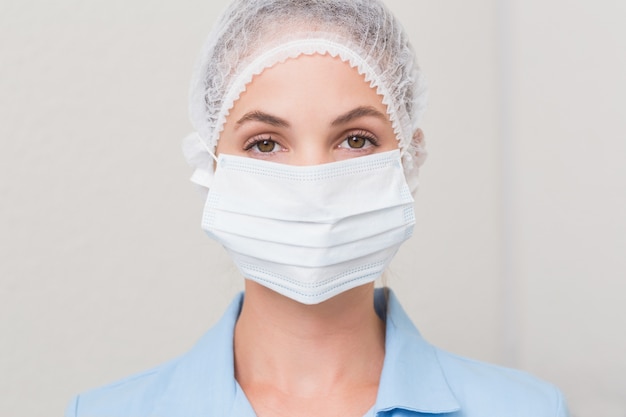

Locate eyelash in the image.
[242,130,380,153]
[340,130,380,148]
[243,135,282,153]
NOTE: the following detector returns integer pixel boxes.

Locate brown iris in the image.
[346,135,366,149]
[257,139,276,152]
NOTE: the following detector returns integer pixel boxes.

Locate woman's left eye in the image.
[338,132,379,149]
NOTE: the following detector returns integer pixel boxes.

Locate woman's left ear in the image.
[409,128,426,161]
[410,128,427,168]
[413,128,425,149]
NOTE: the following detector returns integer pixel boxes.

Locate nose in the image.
[290,141,335,166]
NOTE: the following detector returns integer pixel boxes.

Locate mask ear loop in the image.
[195,132,219,164]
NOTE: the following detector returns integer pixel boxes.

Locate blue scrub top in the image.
[66,289,569,417]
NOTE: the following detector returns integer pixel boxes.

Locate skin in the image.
[216,54,418,417]
[217,54,400,164]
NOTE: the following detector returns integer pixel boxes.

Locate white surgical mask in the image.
[201,149,415,304]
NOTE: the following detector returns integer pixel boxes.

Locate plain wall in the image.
[1,1,624,416]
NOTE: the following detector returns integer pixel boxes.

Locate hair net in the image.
[183,0,428,191]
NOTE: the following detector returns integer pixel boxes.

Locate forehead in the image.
[227,53,389,120]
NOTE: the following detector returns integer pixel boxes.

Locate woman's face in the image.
[217,54,399,165]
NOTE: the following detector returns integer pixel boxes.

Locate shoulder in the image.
[66,293,244,417]
[65,359,179,417]
[435,348,568,417]
[65,294,243,417]
[382,289,568,416]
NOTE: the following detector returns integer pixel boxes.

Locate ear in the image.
[411,128,426,159]
[409,128,427,169]
[412,128,425,148]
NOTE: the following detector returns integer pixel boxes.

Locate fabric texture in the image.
[202,150,415,304]
[66,289,569,417]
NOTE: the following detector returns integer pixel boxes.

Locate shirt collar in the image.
[374,288,460,414]
[153,294,246,417]
[154,290,460,416]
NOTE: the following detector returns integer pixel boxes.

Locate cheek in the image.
[382,137,400,151]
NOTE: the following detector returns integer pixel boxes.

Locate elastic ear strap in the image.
[196,132,219,163]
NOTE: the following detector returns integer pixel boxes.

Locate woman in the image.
[66,0,569,416]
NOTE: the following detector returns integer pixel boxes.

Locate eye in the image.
[338,131,379,150]
[244,137,284,153]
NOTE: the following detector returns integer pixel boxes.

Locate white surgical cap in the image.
[183,0,428,191]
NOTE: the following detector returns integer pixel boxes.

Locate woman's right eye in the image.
[244,137,284,153]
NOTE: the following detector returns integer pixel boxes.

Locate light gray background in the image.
[1,1,625,416]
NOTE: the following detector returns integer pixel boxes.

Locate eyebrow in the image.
[331,106,388,126]
[236,111,290,128]
[235,106,388,129]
